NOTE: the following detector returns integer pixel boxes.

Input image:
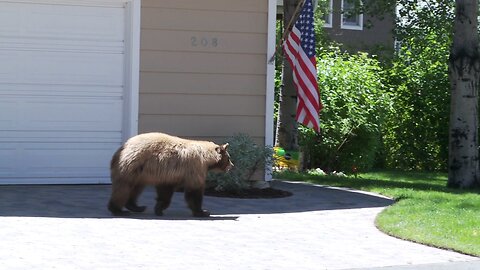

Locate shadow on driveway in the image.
[0,181,393,219]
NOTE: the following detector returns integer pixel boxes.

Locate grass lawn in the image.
[274,170,480,257]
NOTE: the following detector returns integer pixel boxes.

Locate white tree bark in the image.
[448,0,480,188]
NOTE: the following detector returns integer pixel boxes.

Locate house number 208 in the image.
[191,36,218,48]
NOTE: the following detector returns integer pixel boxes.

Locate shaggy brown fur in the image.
[108,132,233,217]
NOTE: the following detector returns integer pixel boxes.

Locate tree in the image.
[448,0,480,188]
[275,0,301,151]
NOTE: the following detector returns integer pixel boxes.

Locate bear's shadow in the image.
[0,181,392,220]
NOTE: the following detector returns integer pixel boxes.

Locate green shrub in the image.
[207,134,273,193]
[300,48,390,173]
[383,36,451,171]
[380,1,454,171]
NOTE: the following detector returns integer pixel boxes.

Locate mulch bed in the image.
[204,187,293,199]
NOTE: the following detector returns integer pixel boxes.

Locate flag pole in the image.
[268,0,306,64]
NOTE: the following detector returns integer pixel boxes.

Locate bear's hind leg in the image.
[108,182,132,216]
[154,184,175,216]
[125,184,147,213]
[184,188,210,217]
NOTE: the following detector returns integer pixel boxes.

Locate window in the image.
[323,0,333,28]
[341,0,363,30]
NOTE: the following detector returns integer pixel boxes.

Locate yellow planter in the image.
[273,147,300,170]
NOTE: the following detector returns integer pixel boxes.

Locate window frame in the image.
[340,0,363,30]
[323,0,333,28]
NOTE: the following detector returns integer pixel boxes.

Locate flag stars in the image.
[293,0,316,56]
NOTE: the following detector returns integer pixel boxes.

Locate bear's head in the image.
[211,143,234,172]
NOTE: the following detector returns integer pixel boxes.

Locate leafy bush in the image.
[300,48,390,173]
[383,37,450,171]
[207,134,273,193]
[382,1,453,171]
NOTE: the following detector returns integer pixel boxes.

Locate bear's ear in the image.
[215,143,229,153]
[222,143,229,150]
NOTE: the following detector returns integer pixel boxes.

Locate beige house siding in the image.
[139,0,269,147]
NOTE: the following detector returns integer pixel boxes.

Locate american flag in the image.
[283,0,322,132]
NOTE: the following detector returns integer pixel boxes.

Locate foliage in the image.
[275,0,459,173]
[207,134,273,193]
[300,48,390,173]
[382,1,454,171]
[361,0,454,35]
[394,0,454,41]
[274,170,480,256]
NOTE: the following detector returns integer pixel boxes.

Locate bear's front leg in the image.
[184,188,210,217]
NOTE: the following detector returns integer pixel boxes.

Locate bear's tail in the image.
[110,146,124,171]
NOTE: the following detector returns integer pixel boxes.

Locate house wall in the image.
[324,0,395,54]
[139,0,269,146]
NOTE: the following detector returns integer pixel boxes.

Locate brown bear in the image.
[107,132,233,217]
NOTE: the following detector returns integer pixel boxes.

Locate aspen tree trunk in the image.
[448,0,480,188]
[275,0,299,151]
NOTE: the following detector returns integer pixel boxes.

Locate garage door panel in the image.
[0,5,21,35]
[23,98,123,131]
[28,6,124,41]
[0,52,21,81]
[0,97,122,131]
[22,143,116,178]
[0,147,17,178]
[0,38,125,55]
[0,142,118,179]
[0,100,18,129]
[0,1,130,184]
[0,50,124,86]
[26,52,124,86]
[0,2,125,42]
[0,84,124,98]
[0,131,123,143]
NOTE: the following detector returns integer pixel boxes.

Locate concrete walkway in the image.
[0,181,478,270]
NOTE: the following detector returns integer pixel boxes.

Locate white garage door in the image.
[0,1,139,184]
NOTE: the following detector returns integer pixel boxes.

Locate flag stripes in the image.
[283,0,322,132]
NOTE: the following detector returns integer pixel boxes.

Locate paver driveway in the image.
[0,181,478,269]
